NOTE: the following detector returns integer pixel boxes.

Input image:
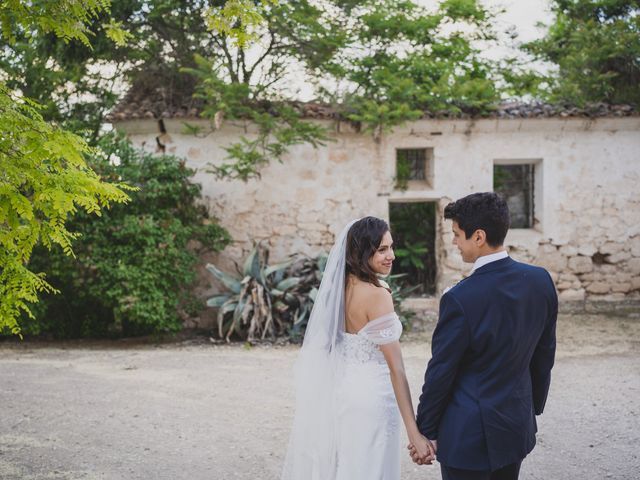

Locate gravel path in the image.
[1,312,639,480]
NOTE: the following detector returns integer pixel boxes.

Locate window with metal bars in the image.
[493,164,535,228]
[395,148,432,188]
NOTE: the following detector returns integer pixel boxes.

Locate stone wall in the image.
[390,117,640,303]
[115,115,640,317]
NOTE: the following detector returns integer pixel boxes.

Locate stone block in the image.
[559,273,579,282]
[628,258,640,275]
[611,283,631,293]
[577,244,597,256]
[599,217,618,229]
[588,293,627,302]
[299,169,317,180]
[559,245,578,256]
[302,230,326,244]
[329,150,349,163]
[559,288,586,302]
[631,277,640,291]
[578,273,600,282]
[223,245,244,259]
[586,282,611,294]
[557,281,573,290]
[600,242,624,255]
[294,188,317,203]
[613,273,632,283]
[606,251,631,264]
[600,265,616,274]
[568,256,593,274]
[299,222,328,232]
[539,244,558,254]
[534,248,567,272]
[297,211,321,223]
[273,224,297,236]
[630,236,640,257]
[444,254,465,270]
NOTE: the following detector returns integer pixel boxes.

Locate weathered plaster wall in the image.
[384,117,640,302]
[116,115,640,312]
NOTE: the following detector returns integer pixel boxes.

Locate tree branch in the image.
[212,34,239,83]
[246,30,277,84]
[239,46,248,84]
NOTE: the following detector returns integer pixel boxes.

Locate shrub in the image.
[20,133,231,337]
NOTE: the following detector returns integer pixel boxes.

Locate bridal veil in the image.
[281,219,358,480]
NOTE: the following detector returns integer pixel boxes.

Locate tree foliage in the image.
[523,0,640,105]
[0,86,131,336]
[25,134,231,338]
[0,0,125,47]
[206,0,278,47]
[2,1,504,181]
[1,1,255,337]
[0,1,134,335]
[188,0,502,179]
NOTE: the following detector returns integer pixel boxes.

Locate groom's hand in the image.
[407,438,436,465]
[408,444,433,465]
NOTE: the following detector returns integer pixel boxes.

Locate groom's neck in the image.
[471,245,506,263]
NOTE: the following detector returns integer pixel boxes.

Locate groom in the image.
[411,192,558,480]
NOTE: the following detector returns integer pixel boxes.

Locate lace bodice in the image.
[339,333,387,364]
[338,312,402,365]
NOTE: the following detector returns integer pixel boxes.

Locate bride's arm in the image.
[367,289,434,463]
[380,341,434,463]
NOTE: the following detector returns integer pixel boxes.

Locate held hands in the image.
[407,435,437,466]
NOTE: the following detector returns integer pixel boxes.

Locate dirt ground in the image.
[1,310,639,480]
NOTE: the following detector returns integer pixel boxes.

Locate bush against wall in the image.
[22,134,231,338]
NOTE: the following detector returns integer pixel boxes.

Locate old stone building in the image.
[111,102,640,311]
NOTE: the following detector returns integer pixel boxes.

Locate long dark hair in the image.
[345,216,390,287]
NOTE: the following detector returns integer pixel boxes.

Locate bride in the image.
[281,217,433,480]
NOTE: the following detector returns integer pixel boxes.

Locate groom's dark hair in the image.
[444,192,510,247]
[346,216,389,288]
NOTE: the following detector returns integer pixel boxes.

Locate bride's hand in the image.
[407,434,435,465]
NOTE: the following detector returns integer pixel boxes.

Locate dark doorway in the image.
[389,202,437,295]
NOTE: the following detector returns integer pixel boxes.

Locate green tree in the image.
[2,1,504,181]
[0,1,133,335]
[189,0,503,179]
[523,0,640,105]
[0,1,266,143]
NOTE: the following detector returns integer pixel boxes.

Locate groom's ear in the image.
[473,229,487,247]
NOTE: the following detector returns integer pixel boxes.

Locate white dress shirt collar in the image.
[471,250,509,274]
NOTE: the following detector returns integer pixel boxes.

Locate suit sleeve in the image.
[416,292,469,440]
[530,274,558,415]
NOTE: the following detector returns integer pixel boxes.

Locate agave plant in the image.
[206,243,301,341]
[276,252,328,342]
[207,245,416,341]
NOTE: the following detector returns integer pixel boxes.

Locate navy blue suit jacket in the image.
[416,257,557,471]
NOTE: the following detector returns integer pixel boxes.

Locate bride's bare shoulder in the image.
[347,277,394,319]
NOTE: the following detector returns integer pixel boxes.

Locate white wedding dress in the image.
[334,312,403,480]
[281,220,405,480]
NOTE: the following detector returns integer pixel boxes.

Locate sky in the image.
[413,0,556,66]
[291,0,555,101]
[417,0,554,45]
[481,0,554,43]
